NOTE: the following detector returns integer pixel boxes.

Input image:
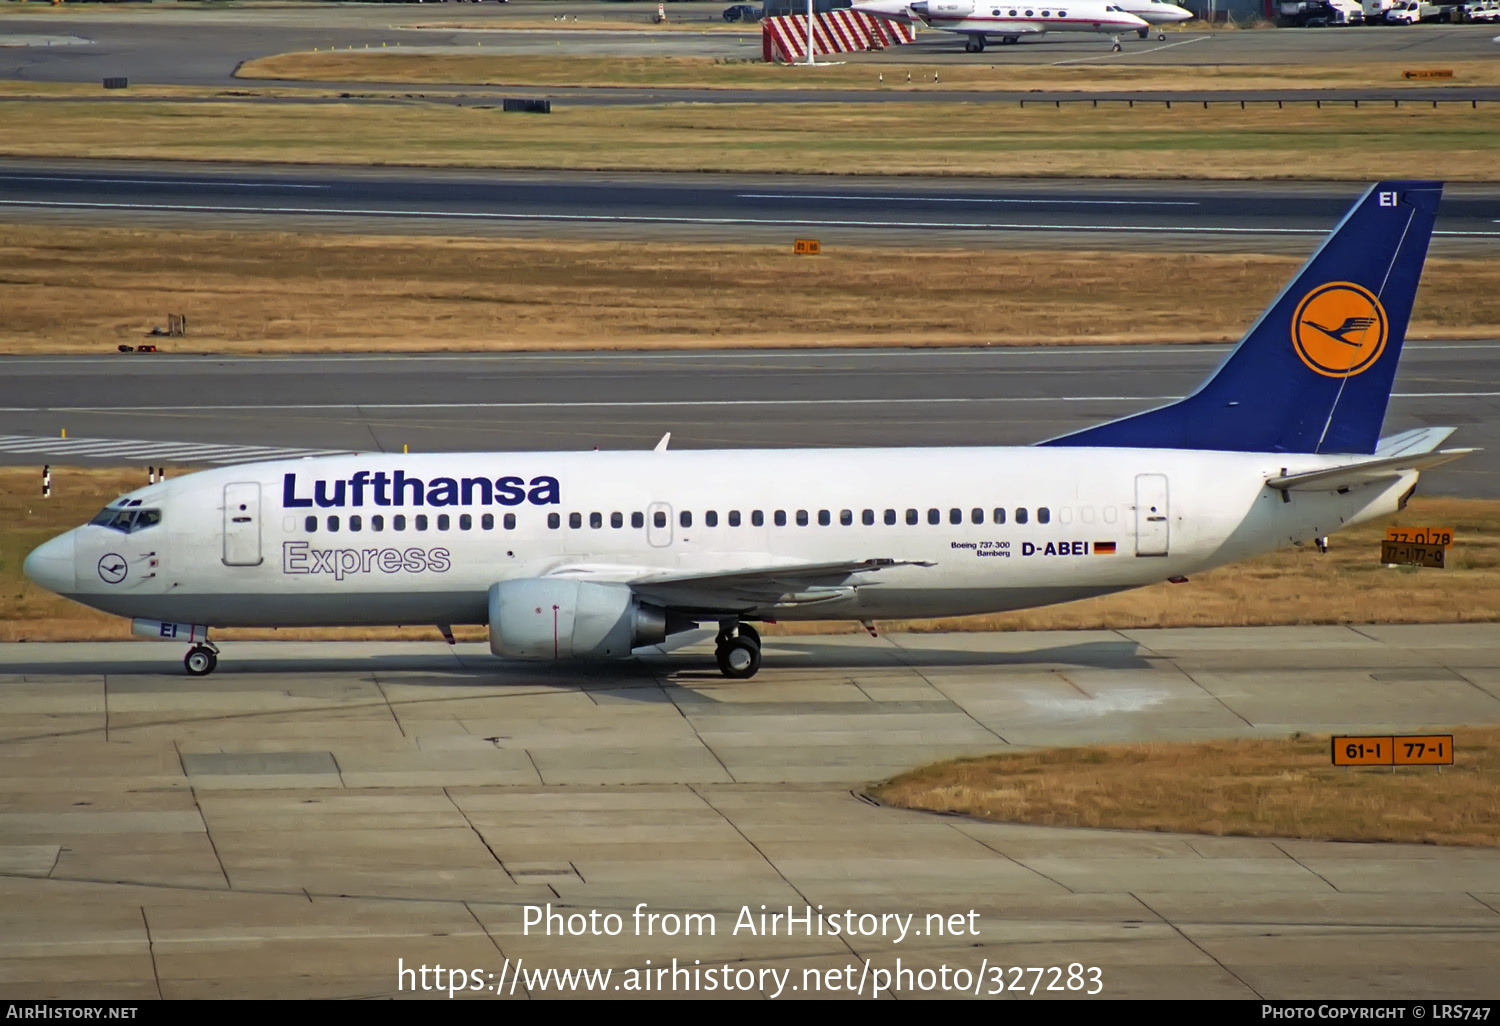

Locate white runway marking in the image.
[0,434,353,463]
[1052,34,1211,65]
[736,193,1202,206]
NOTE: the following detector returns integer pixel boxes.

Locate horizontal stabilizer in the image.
[1266,448,1476,492]
[1373,426,1457,458]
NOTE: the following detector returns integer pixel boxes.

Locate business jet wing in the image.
[626,558,932,610]
[1266,447,1476,493]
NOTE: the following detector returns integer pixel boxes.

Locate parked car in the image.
[723,3,762,20]
[1466,0,1500,21]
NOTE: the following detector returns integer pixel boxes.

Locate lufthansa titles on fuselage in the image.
[282,470,559,509]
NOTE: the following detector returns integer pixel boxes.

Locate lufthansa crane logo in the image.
[97,553,128,585]
[1291,282,1388,378]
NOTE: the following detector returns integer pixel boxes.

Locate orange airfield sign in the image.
[1332,735,1454,767]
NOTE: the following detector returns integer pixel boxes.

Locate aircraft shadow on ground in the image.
[0,639,1151,686]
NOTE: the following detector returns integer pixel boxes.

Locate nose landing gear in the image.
[714,621,762,679]
[184,642,219,676]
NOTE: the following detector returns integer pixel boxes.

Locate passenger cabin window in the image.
[416,514,429,531]
[774,510,787,527]
[372,515,385,532]
[862,509,874,525]
[350,515,362,532]
[1038,507,1051,524]
[590,512,603,529]
[840,510,853,526]
[971,508,983,525]
[632,512,645,529]
[927,508,940,526]
[993,508,1006,525]
[304,515,317,533]
[706,510,718,527]
[437,514,450,531]
[1016,508,1029,525]
[884,509,896,525]
[796,510,809,527]
[949,508,962,525]
[395,514,408,531]
[729,510,741,527]
[460,514,473,531]
[548,513,561,530]
[327,515,340,533]
[569,513,582,529]
[818,510,831,527]
[654,511,667,529]
[482,513,495,530]
[504,513,516,531]
[611,512,623,528]
[680,511,693,528]
[752,510,765,527]
[906,509,918,526]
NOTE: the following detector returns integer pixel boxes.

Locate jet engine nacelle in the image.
[910,0,975,18]
[487,579,669,660]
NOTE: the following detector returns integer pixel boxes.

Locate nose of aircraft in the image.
[24,531,76,595]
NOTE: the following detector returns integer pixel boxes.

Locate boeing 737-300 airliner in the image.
[24,181,1471,679]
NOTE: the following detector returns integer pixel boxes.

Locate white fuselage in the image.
[1116,0,1193,23]
[34,445,1412,631]
[854,0,1150,35]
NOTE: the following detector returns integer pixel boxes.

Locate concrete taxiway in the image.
[1,624,1498,998]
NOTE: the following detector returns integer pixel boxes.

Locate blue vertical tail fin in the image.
[1043,181,1442,455]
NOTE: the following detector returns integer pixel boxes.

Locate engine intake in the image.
[488,579,682,660]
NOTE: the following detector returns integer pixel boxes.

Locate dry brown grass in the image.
[2,224,1498,355]
[239,52,1500,93]
[1,96,1496,180]
[3,471,1497,643]
[870,727,1500,847]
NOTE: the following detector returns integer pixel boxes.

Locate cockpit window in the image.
[90,506,161,534]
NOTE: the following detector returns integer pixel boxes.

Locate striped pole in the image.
[149,466,157,484]
[42,464,51,498]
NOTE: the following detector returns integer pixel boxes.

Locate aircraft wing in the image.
[625,558,932,611]
[1265,447,1476,493]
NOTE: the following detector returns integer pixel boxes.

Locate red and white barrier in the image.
[762,11,917,63]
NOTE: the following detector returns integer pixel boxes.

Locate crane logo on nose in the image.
[98,554,128,585]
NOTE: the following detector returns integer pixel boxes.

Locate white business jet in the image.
[26,182,1469,681]
[852,0,1149,51]
[1116,0,1193,38]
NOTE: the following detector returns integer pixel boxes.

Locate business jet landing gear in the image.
[184,642,219,676]
[964,34,986,52]
[1157,30,1166,39]
[715,621,762,679]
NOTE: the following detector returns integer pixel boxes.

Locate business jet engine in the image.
[488,579,686,660]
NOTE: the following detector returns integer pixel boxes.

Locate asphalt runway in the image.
[1,345,1495,495]
[1,160,1496,252]
[2,625,1498,998]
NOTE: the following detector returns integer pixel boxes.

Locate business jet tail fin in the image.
[1043,181,1443,455]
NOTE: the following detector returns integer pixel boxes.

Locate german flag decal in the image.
[1094,541,1117,554]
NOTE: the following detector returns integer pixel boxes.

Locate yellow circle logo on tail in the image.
[1291,282,1388,378]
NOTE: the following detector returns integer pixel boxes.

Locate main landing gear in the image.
[964,33,987,52]
[715,621,762,679]
[184,642,219,676]
[1138,27,1165,39]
